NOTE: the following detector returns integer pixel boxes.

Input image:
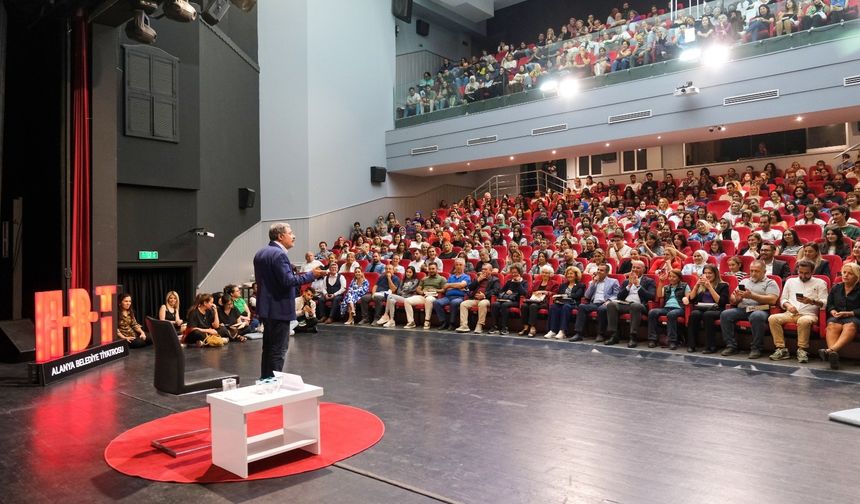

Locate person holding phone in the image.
[719,260,780,358]
[685,264,730,353]
[767,261,828,363]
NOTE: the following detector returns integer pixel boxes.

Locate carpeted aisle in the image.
[104,402,384,483]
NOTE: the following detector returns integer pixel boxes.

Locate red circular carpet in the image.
[104,402,384,483]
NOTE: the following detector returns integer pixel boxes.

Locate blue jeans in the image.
[611,57,630,72]
[647,307,685,343]
[434,296,464,324]
[720,307,770,351]
[548,303,576,332]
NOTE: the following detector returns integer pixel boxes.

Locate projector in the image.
[674,82,699,96]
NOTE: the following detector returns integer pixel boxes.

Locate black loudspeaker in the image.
[202,0,231,25]
[0,319,36,363]
[392,0,412,23]
[370,166,387,183]
[238,187,256,209]
[416,19,429,36]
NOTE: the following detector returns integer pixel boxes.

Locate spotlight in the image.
[539,80,558,93]
[193,229,215,238]
[428,167,434,171]
[703,44,731,68]
[125,10,157,44]
[795,116,804,122]
[230,0,257,12]
[558,78,579,98]
[551,150,557,155]
[163,0,197,22]
[509,156,515,160]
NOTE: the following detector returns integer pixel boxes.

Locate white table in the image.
[207,383,324,478]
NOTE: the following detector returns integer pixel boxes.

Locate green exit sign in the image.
[138,251,159,260]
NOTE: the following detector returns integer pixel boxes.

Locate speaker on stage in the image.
[370,166,387,183]
[416,19,429,36]
[238,187,256,209]
[392,0,412,23]
[0,319,36,363]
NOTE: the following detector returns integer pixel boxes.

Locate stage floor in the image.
[1,326,859,504]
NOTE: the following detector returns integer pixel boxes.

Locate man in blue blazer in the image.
[604,260,656,347]
[571,264,620,342]
[254,223,325,378]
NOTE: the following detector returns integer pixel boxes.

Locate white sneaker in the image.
[543,331,556,339]
[404,321,416,329]
[375,316,390,326]
[423,322,430,329]
[455,325,471,333]
[555,330,566,340]
[383,320,396,328]
[473,324,483,333]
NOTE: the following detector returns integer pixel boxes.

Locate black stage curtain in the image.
[118,267,193,326]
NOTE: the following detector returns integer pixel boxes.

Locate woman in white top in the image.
[717,218,741,247]
[799,206,827,227]
[584,249,612,276]
[338,252,360,273]
[681,250,709,276]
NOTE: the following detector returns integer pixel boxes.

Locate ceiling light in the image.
[551,150,557,155]
[466,162,471,166]
[428,167,434,171]
[509,156,515,160]
[605,143,610,147]
[796,116,803,122]
[657,136,662,139]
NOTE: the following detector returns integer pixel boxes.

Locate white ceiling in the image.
[425,0,528,23]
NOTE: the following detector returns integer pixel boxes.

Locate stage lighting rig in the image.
[125,9,157,44]
[163,0,197,22]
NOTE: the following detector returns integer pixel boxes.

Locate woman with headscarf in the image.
[681,249,709,276]
[689,220,716,243]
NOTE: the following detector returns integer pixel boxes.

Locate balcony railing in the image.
[472,170,567,201]
[394,1,860,128]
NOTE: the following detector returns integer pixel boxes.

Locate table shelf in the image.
[246,428,317,463]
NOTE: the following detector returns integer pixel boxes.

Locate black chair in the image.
[145,317,240,457]
[145,316,239,394]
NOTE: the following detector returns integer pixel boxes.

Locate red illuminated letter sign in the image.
[67,289,98,353]
[35,291,65,362]
[34,285,119,362]
[95,285,117,346]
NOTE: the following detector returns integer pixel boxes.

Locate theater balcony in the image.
[385,21,860,176]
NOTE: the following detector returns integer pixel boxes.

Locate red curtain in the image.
[71,12,91,292]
